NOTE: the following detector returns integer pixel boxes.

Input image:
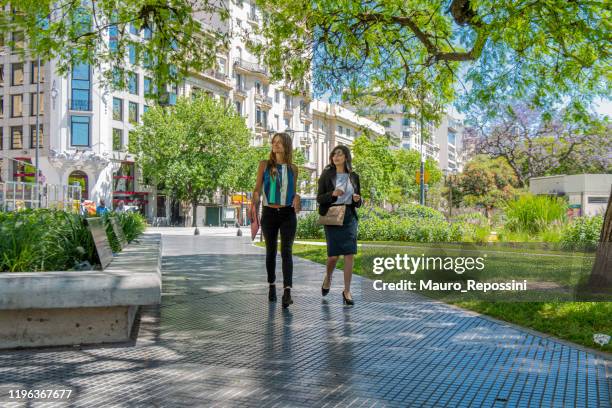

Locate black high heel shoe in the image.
[321,273,331,296]
[342,290,354,306]
[268,285,277,302]
[282,288,293,308]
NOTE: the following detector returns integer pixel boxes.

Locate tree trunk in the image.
[192,200,198,228]
[588,186,612,288]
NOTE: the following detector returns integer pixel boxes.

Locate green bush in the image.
[560,216,603,251]
[297,206,456,242]
[0,209,146,272]
[504,194,567,234]
[454,212,489,226]
[0,209,95,272]
[296,211,324,239]
[394,203,446,221]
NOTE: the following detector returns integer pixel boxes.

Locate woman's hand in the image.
[332,189,344,197]
[352,194,361,203]
[252,191,260,205]
[292,195,301,213]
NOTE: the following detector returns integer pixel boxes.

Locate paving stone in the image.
[0,233,609,408]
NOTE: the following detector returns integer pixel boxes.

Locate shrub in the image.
[504,194,567,234]
[560,216,603,251]
[0,209,146,272]
[0,209,95,272]
[296,211,324,239]
[395,203,446,221]
[454,212,489,227]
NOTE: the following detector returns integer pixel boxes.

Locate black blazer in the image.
[317,165,362,219]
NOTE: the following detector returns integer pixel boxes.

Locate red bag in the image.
[249,203,260,240]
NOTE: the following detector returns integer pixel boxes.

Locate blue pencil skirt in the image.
[324,206,358,257]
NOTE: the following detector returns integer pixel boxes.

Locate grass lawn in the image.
[257,241,612,353]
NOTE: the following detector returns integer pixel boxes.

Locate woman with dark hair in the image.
[253,133,301,308]
[317,145,362,305]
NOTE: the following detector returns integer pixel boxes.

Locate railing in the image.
[0,181,81,212]
[233,58,268,75]
[68,98,92,111]
[205,69,229,83]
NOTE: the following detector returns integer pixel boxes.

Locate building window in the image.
[128,44,137,65]
[112,128,123,151]
[402,118,410,126]
[0,95,3,118]
[113,98,123,121]
[256,108,267,127]
[10,126,23,149]
[274,114,279,130]
[143,105,149,113]
[11,32,24,53]
[235,73,242,90]
[345,128,351,137]
[218,57,226,75]
[71,63,91,110]
[30,62,45,83]
[284,118,290,129]
[108,24,118,51]
[128,72,138,95]
[10,94,23,117]
[30,93,44,116]
[284,94,292,109]
[255,81,262,94]
[448,131,456,146]
[70,116,90,146]
[0,65,3,86]
[129,23,139,36]
[274,90,280,103]
[30,125,43,148]
[337,125,343,134]
[0,127,3,150]
[144,77,152,97]
[128,101,138,124]
[235,101,242,116]
[143,26,152,39]
[11,63,23,86]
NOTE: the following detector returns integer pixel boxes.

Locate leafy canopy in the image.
[131,94,251,204]
[255,0,610,119]
[1,0,229,90]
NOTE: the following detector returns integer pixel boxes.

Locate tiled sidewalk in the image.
[0,233,610,407]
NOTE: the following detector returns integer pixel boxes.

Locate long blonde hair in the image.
[267,132,293,178]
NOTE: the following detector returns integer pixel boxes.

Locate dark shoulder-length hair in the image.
[328,145,353,173]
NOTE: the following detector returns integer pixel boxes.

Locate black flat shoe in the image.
[282,288,293,308]
[342,290,354,306]
[268,285,277,302]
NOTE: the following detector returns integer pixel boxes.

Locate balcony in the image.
[255,93,273,109]
[283,105,293,117]
[233,58,268,78]
[300,111,312,124]
[234,86,247,99]
[68,99,92,112]
[203,69,231,88]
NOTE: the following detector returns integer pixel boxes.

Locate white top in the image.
[334,173,354,204]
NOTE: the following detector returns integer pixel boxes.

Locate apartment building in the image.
[0,1,381,222]
[347,102,465,171]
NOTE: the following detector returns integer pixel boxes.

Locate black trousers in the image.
[261,206,297,288]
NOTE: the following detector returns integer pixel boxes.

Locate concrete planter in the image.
[0,233,162,349]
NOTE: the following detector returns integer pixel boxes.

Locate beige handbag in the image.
[317,205,346,226]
